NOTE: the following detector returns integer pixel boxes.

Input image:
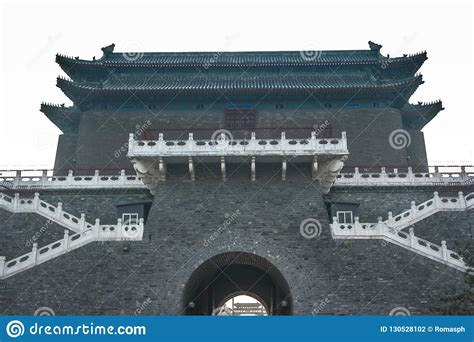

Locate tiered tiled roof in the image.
[56,49,426,68]
[43,42,437,131]
[401,101,444,129]
[57,74,423,99]
[55,42,427,82]
[40,103,80,132]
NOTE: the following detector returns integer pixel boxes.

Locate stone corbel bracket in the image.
[315,155,349,194]
[129,157,162,193]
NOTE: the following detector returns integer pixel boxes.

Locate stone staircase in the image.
[0,192,144,279]
[384,192,474,232]
[330,192,474,272]
[0,192,93,233]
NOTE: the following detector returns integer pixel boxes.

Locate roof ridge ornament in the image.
[368,41,382,52]
[101,43,115,55]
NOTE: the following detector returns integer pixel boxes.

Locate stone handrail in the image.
[384,192,473,231]
[330,217,469,272]
[0,218,144,279]
[0,169,143,191]
[127,131,349,157]
[1,166,473,190]
[335,166,474,186]
[0,192,94,233]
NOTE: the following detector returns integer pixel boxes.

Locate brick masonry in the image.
[0,167,472,315]
[58,106,419,175]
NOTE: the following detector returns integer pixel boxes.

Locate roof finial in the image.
[101,43,115,54]
[368,41,382,52]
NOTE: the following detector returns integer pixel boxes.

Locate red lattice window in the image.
[225,108,256,129]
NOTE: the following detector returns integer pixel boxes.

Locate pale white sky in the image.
[0,0,473,169]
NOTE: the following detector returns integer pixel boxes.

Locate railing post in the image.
[67,170,73,186]
[94,219,100,239]
[79,213,86,231]
[354,216,360,234]
[120,170,126,185]
[157,132,164,151]
[354,167,360,184]
[458,191,466,208]
[56,202,63,220]
[32,243,38,264]
[250,132,256,151]
[94,170,100,186]
[63,229,70,250]
[341,131,347,150]
[407,167,414,183]
[376,216,383,235]
[138,218,144,238]
[188,133,194,152]
[0,256,5,278]
[441,241,448,260]
[332,217,339,232]
[13,193,20,210]
[408,227,415,248]
[433,191,440,208]
[380,167,387,184]
[128,133,135,154]
[433,166,440,179]
[33,192,40,210]
[281,132,286,150]
[410,201,417,218]
[387,211,394,227]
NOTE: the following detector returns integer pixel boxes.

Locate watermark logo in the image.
[300,218,322,239]
[388,129,411,150]
[34,306,55,316]
[389,306,411,316]
[300,42,323,62]
[122,41,144,62]
[210,129,234,149]
[134,298,152,315]
[114,120,152,159]
[6,320,25,338]
[203,209,241,247]
[312,297,331,315]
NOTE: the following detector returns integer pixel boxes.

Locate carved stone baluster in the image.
[441,241,448,261]
[408,227,415,248]
[63,229,70,250]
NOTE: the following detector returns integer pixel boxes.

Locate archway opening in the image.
[214,293,269,316]
[183,252,292,315]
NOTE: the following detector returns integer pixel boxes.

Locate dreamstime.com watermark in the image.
[5,320,146,338]
[114,120,152,158]
[203,209,241,247]
[26,221,53,247]
[312,297,331,315]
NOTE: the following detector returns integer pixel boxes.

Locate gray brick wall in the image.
[56,106,427,175]
[0,179,472,315]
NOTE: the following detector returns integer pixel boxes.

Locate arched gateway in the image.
[183,252,292,315]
